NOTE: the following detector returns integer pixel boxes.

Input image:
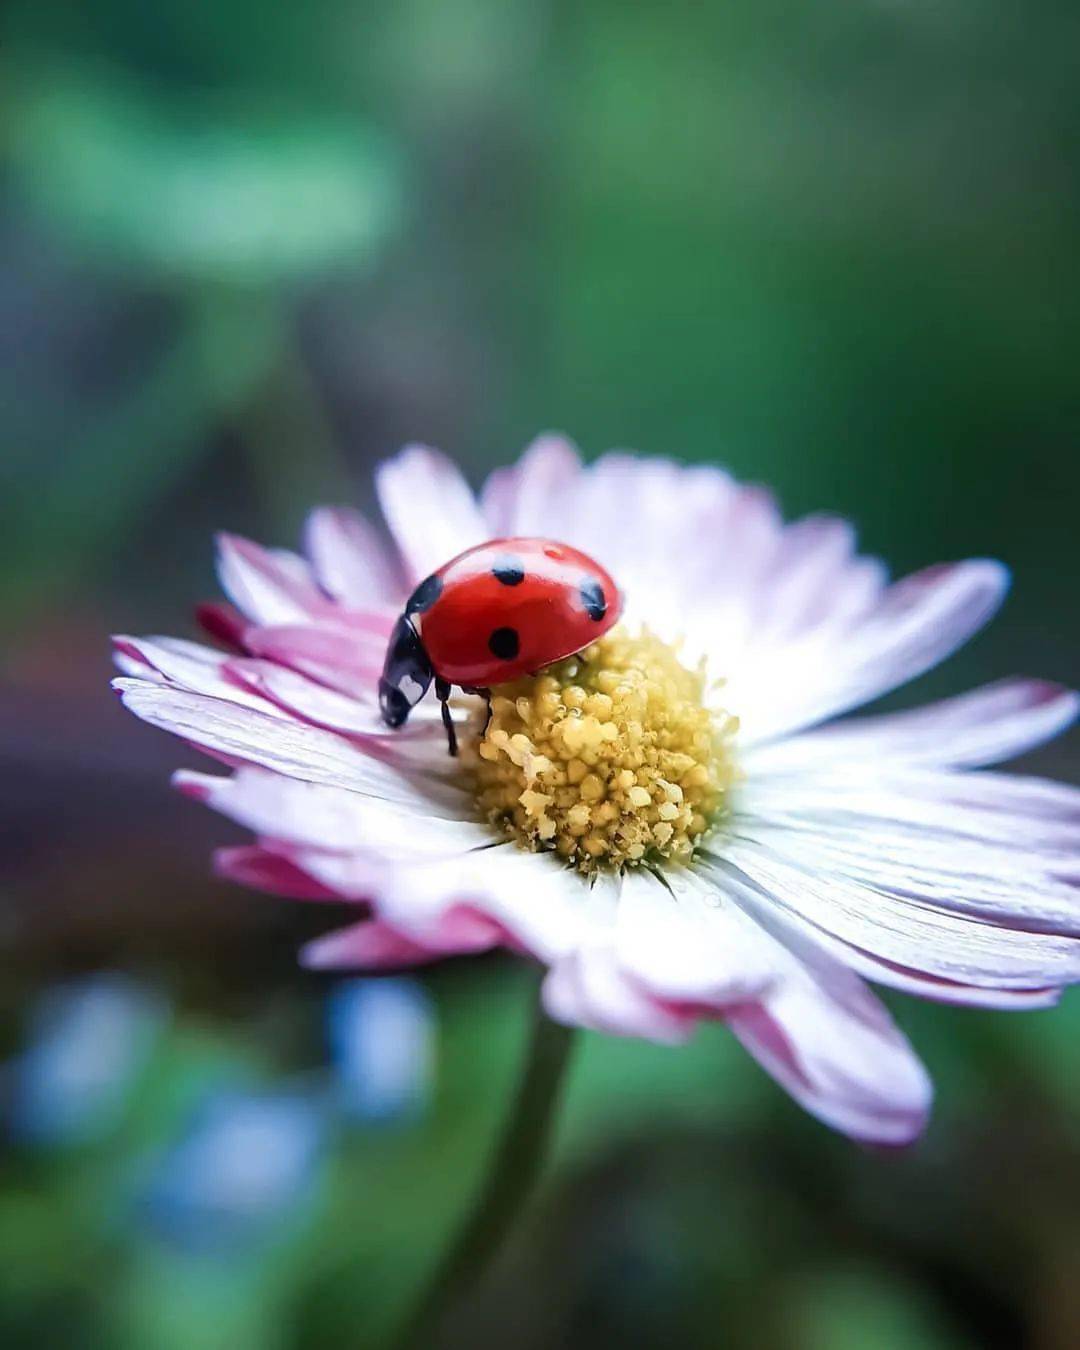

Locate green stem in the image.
[394,980,577,1348]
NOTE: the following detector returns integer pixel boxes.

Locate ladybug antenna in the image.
[379,615,433,729]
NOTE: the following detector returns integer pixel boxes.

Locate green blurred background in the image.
[2,1,1079,1347]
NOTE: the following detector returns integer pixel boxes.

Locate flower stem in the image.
[394,979,576,1348]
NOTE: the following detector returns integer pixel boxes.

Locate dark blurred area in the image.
[1,1,1079,1347]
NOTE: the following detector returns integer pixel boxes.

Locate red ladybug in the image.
[379,538,623,754]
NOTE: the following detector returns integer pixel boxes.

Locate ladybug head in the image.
[379,614,433,728]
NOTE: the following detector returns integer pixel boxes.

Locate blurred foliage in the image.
[2,0,1079,1347]
[7,67,401,285]
[5,963,1080,1349]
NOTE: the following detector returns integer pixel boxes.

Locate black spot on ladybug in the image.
[488,626,520,660]
[406,573,443,615]
[491,556,525,586]
[580,577,607,622]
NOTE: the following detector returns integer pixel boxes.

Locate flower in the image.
[140,1086,327,1251]
[113,436,1080,1145]
[8,974,167,1147]
[327,977,435,1124]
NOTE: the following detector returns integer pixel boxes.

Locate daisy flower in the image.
[114,435,1080,1146]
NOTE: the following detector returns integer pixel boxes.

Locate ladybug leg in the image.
[460,685,494,737]
[434,676,458,757]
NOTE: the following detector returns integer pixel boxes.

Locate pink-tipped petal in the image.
[301,921,441,970]
[733,559,1010,746]
[714,861,1063,1011]
[242,621,390,698]
[371,845,606,965]
[223,657,450,758]
[558,456,757,649]
[734,817,1080,937]
[542,946,699,1046]
[114,680,467,812]
[181,766,486,855]
[215,533,331,626]
[718,843,1080,990]
[686,870,935,1143]
[300,909,503,970]
[742,767,1080,854]
[749,515,860,642]
[614,868,779,1006]
[196,601,249,650]
[479,433,584,536]
[112,636,269,710]
[748,678,1079,774]
[303,506,402,606]
[375,444,488,584]
[213,845,341,900]
[725,986,932,1146]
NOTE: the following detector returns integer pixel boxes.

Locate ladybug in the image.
[379,538,623,754]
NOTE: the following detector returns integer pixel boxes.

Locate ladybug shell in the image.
[408,538,622,688]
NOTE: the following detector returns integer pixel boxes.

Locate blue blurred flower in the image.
[6,972,167,1147]
[141,1086,327,1253]
[327,978,435,1124]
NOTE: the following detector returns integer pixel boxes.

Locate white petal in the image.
[715,867,1059,1011]
[223,657,455,766]
[371,845,609,963]
[303,507,402,606]
[734,817,1080,935]
[685,870,931,1142]
[113,636,270,710]
[212,844,340,900]
[614,868,779,1005]
[215,533,329,627]
[746,679,1079,773]
[176,767,489,856]
[558,455,757,650]
[114,680,467,813]
[221,651,475,758]
[598,865,928,1140]
[747,515,860,642]
[242,620,390,698]
[479,445,905,683]
[900,767,1080,821]
[715,842,1080,989]
[481,446,754,652]
[479,433,584,536]
[731,560,1009,745]
[740,767,1080,854]
[375,444,488,583]
[300,912,503,970]
[542,945,699,1045]
[724,989,931,1145]
[269,848,391,897]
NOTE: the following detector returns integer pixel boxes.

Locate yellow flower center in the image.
[463,628,738,872]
